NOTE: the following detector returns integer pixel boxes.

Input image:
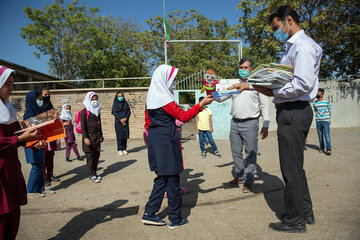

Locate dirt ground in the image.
[17,127,360,240]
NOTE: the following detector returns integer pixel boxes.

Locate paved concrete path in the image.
[17,128,360,240]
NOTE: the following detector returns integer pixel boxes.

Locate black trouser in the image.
[85,151,100,176]
[144,175,182,224]
[276,101,313,226]
[117,138,127,151]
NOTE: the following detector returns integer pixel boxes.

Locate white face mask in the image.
[90,100,99,108]
[36,100,43,108]
[169,81,176,92]
[65,109,71,113]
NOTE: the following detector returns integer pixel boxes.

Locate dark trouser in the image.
[85,151,100,176]
[276,101,314,226]
[43,150,55,179]
[145,175,182,224]
[66,142,80,159]
[0,207,20,240]
[117,138,127,151]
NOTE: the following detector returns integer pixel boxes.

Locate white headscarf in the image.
[0,66,17,125]
[83,92,100,116]
[146,64,178,109]
[60,103,72,121]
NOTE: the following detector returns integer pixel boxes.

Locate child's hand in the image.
[100,136,104,142]
[84,138,91,146]
[210,128,213,133]
[196,129,199,134]
[33,140,46,149]
[199,95,214,107]
[18,128,41,142]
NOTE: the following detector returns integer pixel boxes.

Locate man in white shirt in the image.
[230,5,322,234]
[217,58,269,193]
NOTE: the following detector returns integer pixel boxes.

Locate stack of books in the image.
[248,63,293,89]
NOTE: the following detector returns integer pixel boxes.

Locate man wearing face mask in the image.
[216,58,270,193]
[230,5,323,233]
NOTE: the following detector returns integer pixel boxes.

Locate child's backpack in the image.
[75,108,89,133]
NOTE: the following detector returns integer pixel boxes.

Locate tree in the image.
[143,10,242,81]
[236,0,360,78]
[21,0,149,85]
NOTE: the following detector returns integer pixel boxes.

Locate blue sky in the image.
[0,0,241,76]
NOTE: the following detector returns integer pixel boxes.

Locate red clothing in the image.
[162,102,202,122]
[202,79,219,95]
[0,122,27,215]
[145,102,202,127]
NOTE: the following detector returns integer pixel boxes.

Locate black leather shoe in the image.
[304,215,315,225]
[268,222,307,233]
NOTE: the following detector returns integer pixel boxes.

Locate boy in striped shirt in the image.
[313,88,332,155]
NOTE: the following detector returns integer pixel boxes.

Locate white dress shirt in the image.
[273,30,323,104]
[216,84,270,128]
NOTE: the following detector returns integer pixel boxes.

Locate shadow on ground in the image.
[51,160,136,191]
[48,199,139,240]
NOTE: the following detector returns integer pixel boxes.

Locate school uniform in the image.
[0,66,27,240]
[111,91,131,151]
[144,65,202,225]
[23,90,46,193]
[81,92,103,177]
[60,104,80,159]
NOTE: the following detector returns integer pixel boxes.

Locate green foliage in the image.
[236,0,360,78]
[21,0,149,87]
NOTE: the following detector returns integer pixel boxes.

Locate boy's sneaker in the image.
[66,158,72,162]
[141,213,166,226]
[77,155,85,161]
[169,218,189,229]
[325,150,332,155]
[50,175,60,182]
[319,149,324,153]
[89,176,100,183]
[201,151,206,158]
[96,175,102,181]
[118,150,124,156]
[214,150,222,158]
[123,150,128,155]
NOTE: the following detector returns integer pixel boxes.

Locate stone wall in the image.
[11,88,149,139]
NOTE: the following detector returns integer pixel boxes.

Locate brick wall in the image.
[11,88,149,139]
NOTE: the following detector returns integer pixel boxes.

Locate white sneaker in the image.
[96,175,102,180]
[123,150,128,155]
[89,176,100,183]
[118,150,124,156]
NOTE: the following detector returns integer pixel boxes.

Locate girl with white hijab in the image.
[80,92,103,183]
[0,66,45,239]
[60,104,83,162]
[142,64,214,229]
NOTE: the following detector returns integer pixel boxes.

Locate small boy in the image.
[196,97,221,158]
[313,88,332,155]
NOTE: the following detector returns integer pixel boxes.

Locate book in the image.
[211,89,240,99]
[16,109,65,148]
[247,63,293,89]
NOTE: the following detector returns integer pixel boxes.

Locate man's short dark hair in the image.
[268,5,300,25]
[199,96,205,102]
[318,88,325,94]
[239,58,253,68]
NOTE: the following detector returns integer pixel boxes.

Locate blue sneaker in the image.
[141,213,166,226]
[168,218,189,229]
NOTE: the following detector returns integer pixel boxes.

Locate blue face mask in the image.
[239,70,250,79]
[118,96,124,101]
[273,22,289,42]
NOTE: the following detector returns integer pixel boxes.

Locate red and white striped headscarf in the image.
[0,66,17,124]
[146,64,178,109]
[83,91,100,116]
